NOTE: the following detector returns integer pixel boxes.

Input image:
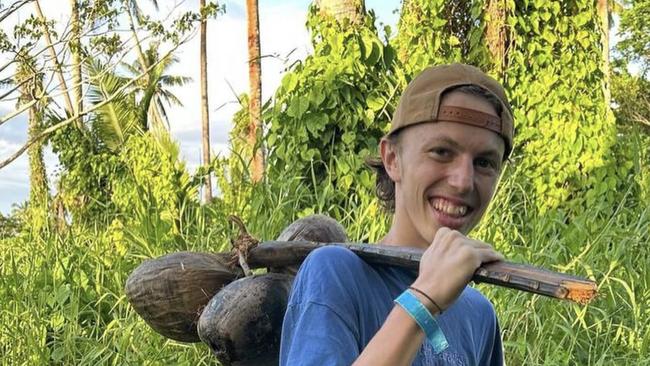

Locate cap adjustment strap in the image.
[437,106,502,135]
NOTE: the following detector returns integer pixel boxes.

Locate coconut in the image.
[197,273,294,366]
[125,251,243,342]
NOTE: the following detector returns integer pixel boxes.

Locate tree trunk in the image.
[247,0,264,183]
[126,3,150,80]
[34,0,74,115]
[200,0,213,202]
[597,0,611,107]
[70,0,83,128]
[315,0,365,24]
[485,0,507,78]
[16,53,49,233]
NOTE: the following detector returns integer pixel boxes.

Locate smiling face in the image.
[380,91,506,247]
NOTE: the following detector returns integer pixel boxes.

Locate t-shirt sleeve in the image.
[279,246,366,366]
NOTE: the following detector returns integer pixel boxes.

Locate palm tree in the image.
[200,0,213,202]
[121,43,192,132]
[86,57,140,150]
[247,0,263,182]
[70,0,83,118]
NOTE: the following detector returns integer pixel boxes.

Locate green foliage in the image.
[616,0,650,72]
[394,0,489,74]
[0,209,23,239]
[265,5,399,219]
[49,122,120,223]
[473,156,650,364]
[611,65,650,201]
[111,132,196,250]
[0,221,216,365]
[86,57,141,150]
[214,94,255,220]
[503,0,622,214]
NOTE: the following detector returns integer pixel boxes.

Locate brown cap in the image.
[390,63,514,156]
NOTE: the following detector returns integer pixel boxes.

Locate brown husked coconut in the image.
[197,273,294,366]
[275,214,348,243]
[196,214,347,364]
[125,251,243,342]
[269,214,348,275]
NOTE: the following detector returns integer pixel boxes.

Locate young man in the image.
[280,63,513,365]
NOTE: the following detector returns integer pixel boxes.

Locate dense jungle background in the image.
[1,0,649,364]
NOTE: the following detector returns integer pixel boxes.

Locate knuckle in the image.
[448,229,461,237]
[436,227,450,238]
[457,245,472,258]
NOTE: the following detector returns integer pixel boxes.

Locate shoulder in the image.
[450,286,498,332]
[457,286,496,315]
[440,286,501,361]
[289,246,373,305]
[296,245,372,284]
[302,245,366,269]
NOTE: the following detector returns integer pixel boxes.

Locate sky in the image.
[0,0,401,214]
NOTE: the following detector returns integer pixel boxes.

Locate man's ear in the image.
[380,137,401,183]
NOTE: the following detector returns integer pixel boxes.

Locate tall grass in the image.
[1,160,648,365]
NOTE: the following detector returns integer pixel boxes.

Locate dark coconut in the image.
[125,251,242,342]
[276,214,347,242]
[197,273,294,366]
[270,214,348,275]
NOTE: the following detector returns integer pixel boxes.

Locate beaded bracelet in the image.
[394,289,448,353]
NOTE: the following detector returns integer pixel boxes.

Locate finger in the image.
[466,239,493,249]
[433,227,452,242]
[475,247,505,263]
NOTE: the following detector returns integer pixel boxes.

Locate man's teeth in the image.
[431,199,468,217]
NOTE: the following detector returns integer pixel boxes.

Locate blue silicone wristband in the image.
[394,289,449,353]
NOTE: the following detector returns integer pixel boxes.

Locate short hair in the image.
[365,85,505,213]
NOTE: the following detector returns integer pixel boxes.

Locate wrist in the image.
[394,289,448,353]
[411,280,445,314]
[408,286,443,315]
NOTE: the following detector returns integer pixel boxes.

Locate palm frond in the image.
[155,97,170,124]
[159,90,183,107]
[160,75,193,87]
[120,59,143,76]
[85,58,140,150]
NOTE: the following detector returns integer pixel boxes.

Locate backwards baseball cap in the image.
[390,63,514,157]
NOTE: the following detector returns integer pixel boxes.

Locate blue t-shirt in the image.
[280,246,503,366]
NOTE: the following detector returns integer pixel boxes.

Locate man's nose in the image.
[447,158,474,194]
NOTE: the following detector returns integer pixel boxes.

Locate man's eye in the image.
[475,157,497,170]
[430,148,451,157]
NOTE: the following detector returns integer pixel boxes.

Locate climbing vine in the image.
[503,0,622,213]
[265,6,399,215]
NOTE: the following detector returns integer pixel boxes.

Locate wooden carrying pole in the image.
[245,241,598,304]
